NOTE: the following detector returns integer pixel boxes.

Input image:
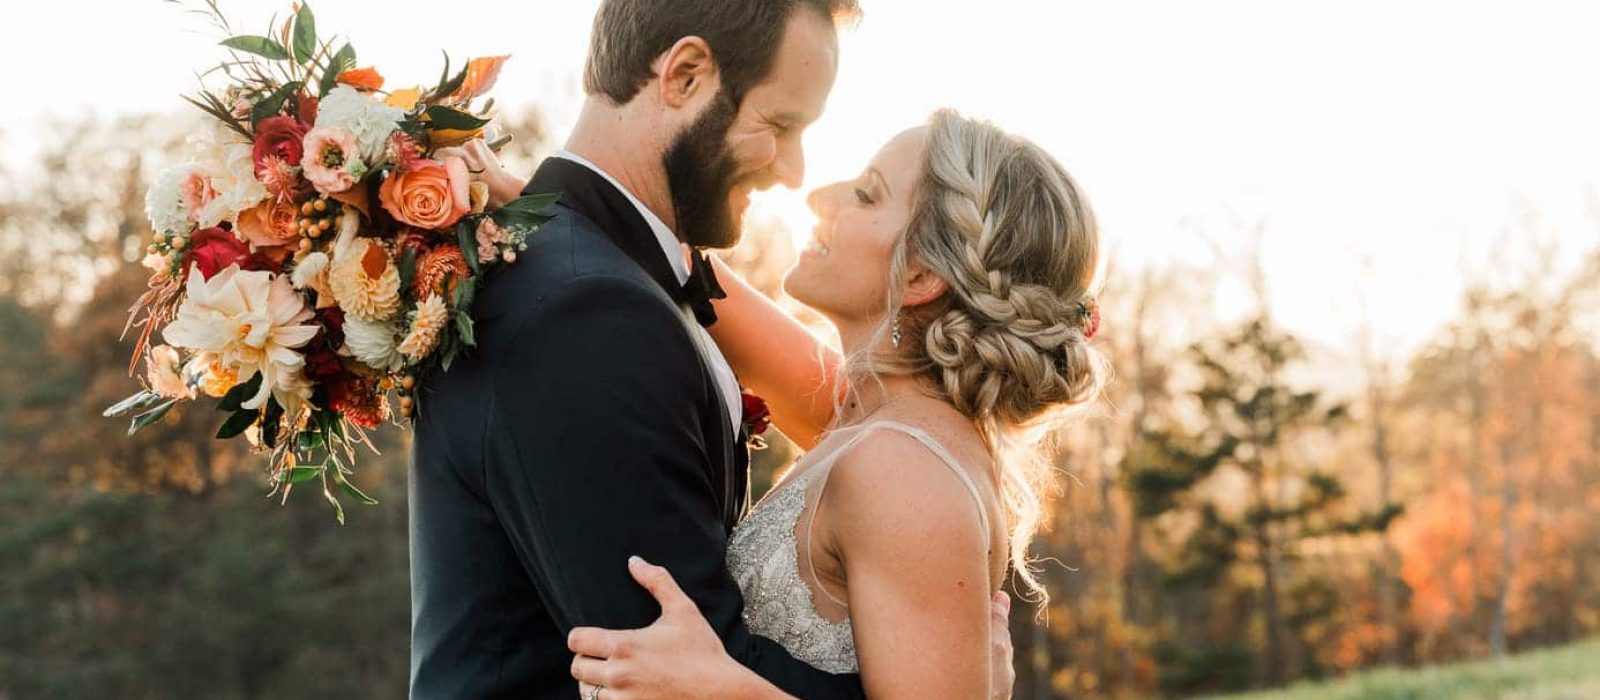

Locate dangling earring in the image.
[891,316,903,348]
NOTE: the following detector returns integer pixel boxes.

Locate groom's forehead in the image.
[743,11,840,122]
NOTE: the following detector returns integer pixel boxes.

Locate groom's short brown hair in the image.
[583,0,859,107]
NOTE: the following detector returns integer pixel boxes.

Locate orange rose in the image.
[336,66,385,91]
[378,157,471,230]
[236,199,301,251]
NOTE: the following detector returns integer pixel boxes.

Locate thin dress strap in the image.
[803,420,992,609]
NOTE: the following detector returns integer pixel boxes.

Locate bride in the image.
[550,108,1109,699]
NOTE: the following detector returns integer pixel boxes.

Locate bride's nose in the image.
[806,182,841,219]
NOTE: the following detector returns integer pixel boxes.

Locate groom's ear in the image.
[653,36,719,109]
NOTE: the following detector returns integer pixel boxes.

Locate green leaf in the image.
[334,473,380,505]
[327,492,346,525]
[455,220,482,276]
[319,42,356,97]
[249,81,304,126]
[440,333,460,372]
[220,35,290,60]
[423,105,491,131]
[127,399,180,436]
[398,244,418,295]
[455,311,476,348]
[215,408,259,440]
[260,397,285,448]
[296,427,325,453]
[452,273,476,309]
[217,372,265,412]
[493,193,561,229]
[283,466,323,484]
[291,2,317,64]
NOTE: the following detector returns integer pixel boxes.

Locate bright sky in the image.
[5,0,1599,362]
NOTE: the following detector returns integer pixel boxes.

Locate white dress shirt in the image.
[553,150,744,435]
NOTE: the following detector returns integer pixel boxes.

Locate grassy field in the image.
[1200,639,1600,700]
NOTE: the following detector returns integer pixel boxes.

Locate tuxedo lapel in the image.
[525,158,687,308]
[523,157,743,530]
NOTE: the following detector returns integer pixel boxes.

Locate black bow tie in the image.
[682,248,727,327]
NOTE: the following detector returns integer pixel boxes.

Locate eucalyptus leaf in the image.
[105,390,162,418]
[127,399,180,436]
[291,2,317,64]
[215,408,259,440]
[220,35,290,60]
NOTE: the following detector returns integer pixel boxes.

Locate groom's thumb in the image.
[629,555,693,616]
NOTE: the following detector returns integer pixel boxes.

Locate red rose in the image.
[252,116,308,176]
[741,391,772,437]
[184,226,253,280]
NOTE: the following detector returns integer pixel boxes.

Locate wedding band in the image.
[585,684,603,700]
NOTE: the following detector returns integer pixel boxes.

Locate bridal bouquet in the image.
[105,2,556,521]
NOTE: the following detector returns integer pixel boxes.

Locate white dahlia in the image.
[316,86,404,165]
[342,315,404,372]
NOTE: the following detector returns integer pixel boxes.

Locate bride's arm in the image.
[823,432,995,699]
[705,254,842,450]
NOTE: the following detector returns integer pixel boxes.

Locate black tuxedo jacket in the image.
[408,157,866,699]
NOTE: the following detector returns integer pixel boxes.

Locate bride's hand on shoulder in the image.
[568,556,789,700]
[432,138,522,210]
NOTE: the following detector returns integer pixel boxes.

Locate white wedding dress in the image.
[725,420,992,673]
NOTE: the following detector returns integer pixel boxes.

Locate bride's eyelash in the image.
[854,187,874,205]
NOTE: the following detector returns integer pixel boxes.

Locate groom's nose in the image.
[771,137,805,190]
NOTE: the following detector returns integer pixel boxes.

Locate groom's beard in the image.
[663,93,742,249]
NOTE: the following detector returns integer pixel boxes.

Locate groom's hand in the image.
[432,138,521,210]
[568,557,783,700]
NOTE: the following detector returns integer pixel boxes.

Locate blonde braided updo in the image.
[848,109,1109,601]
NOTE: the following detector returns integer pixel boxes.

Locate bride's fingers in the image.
[568,626,626,658]
[627,555,696,618]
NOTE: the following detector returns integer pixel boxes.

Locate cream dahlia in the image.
[161,265,319,413]
[398,294,449,361]
[328,237,402,322]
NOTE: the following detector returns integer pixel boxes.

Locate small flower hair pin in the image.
[1076,298,1101,341]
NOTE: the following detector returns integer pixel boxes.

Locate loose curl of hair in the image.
[834,109,1110,605]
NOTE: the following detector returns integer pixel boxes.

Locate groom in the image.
[409,0,864,697]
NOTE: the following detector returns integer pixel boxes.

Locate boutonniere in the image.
[740,390,772,450]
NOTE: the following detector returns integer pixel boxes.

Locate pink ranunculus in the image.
[378,156,471,230]
[302,127,361,195]
[179,170,219,223]
[252,116,307,177]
